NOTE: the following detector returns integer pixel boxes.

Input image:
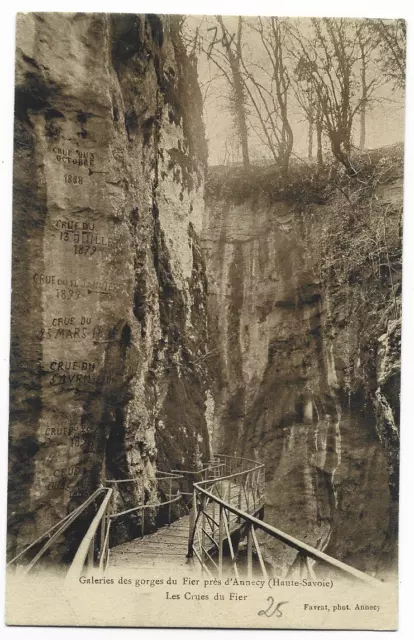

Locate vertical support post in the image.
[253,469,257,511]
[187,484,196,557]
[218,504,224,577]
[111,485,116,518]
[168,477,172,526]
[212,483,216,538]
[99,514,106,570]
[239,477,242,508]
[251,526,268,580]
[141,484,145,538]
[201,495,206,562]
[262,466,265,504]
[247,524,253,579]
[259,468,262,502]
[306,556,317,580]
[87,534,94,569]
[299,554,307,579]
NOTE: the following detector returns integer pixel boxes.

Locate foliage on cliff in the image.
[206,142,403,511]
[203,143,402,572]
[206,143,403,207]
[206,143,403,348]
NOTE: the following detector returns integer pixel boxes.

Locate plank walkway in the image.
[109,515,191,572]
[108,487,261,573]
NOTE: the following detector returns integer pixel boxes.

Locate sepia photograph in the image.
[4,5,406,629]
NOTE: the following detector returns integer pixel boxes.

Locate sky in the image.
[185,16,406,166]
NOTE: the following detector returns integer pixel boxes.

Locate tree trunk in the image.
[359,40,367,150]
[217,16,250,168]
[282,124,294,176]
[316,105,323,168]
[308,117,313,161]
[234,78,250,168]
[308,90,314,160]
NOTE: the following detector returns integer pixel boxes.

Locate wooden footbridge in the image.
[109,455,265,574]
[8,454,381,586]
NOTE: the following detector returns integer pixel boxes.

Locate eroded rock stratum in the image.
[9,13,211,557]
[202,153,402,576]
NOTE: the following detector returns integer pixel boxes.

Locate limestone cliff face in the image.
[202,153,402,576]
[9,13,211,558]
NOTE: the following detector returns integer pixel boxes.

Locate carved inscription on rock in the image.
[34,142,131,501]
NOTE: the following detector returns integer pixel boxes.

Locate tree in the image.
[236,17,294,174]
[293,58,320,164]
[182,15,404,172]
[368,19,406,91]
[356,22,383,150]
[201,16,294,172]
[288,18,380,172]
[316,102,323,167]
[205,16,251,167]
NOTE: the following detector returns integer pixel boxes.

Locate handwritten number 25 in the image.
[258,597,288,618]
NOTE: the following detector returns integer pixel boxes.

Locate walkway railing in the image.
[7,487,112,576]
[106,470,183,526]
[9,454,382,587]
[66,487,113,580]
[67,470,184,579]
[188,454,265,574]
[7,470,184,579]
[189,454,381,587]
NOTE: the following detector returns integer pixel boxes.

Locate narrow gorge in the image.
[202,155,402,577]
[9,12,402,582]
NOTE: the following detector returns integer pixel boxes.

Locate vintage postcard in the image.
[6,11,404,629]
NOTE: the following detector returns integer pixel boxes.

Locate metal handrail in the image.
[170,464,224,476]
[9,462,216,576]
[7,488,105,572]
[99,518,111,571]
[157,470,186,478]
[66,488,113,581]
[215,453,261,465]
[110,494,182,519]
[190,454,381,586]
[188,454,264,555]
[195,483,381,586]
[106,471,183,483]
[196,463,264,487]
[106,469,184,514]
[65,470,187,576]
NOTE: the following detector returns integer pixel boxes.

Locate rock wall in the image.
[202,153,402,577]
[9,13,211,559]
